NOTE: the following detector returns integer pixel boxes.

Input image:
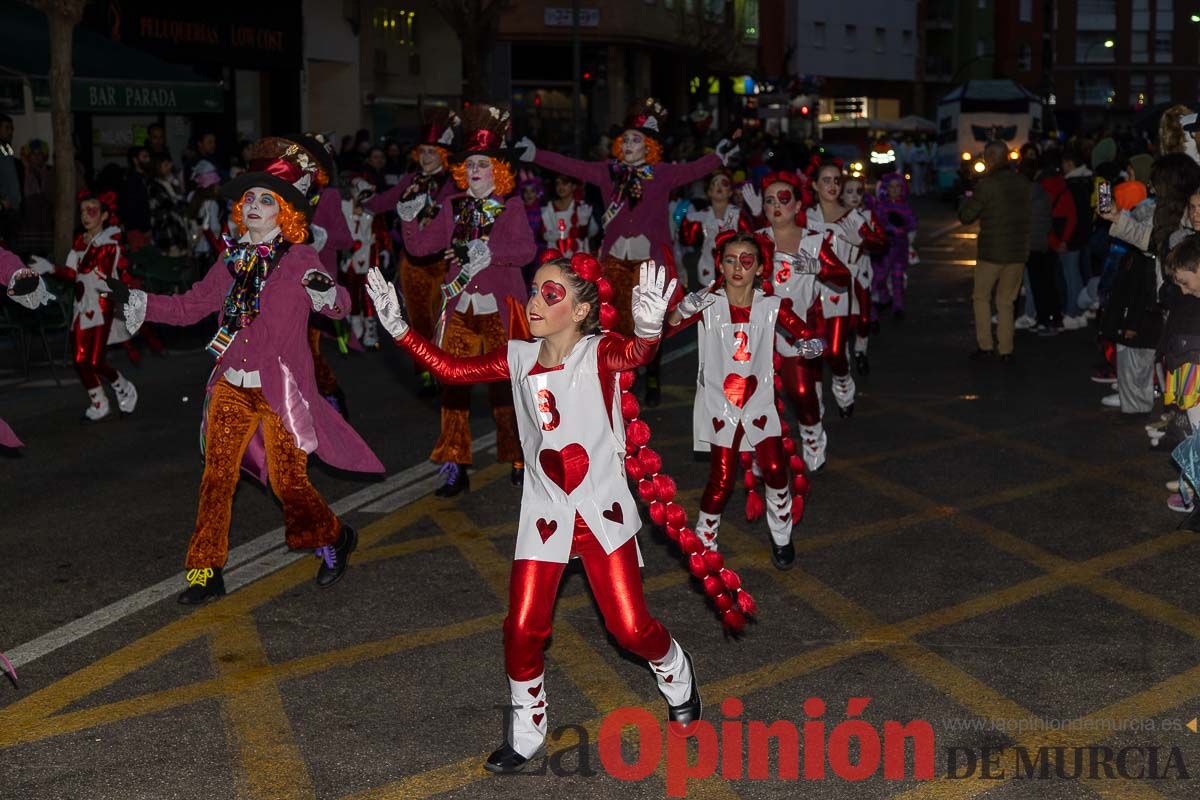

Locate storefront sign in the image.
[72,79,224,113]
[544,8,599,27]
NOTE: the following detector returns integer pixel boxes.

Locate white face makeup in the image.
[465,155,495,197]
[416,145,443,174]
[816,167,841,203]
[622,131,647,165]
[708,175,732,203]
[241,189,280,239]
[841,182,865,209]
[80,199,106,233]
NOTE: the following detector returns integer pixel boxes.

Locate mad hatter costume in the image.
[108,137,385,604]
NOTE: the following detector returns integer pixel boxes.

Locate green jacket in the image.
[958,167,1033,264]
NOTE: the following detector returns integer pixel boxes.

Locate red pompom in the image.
[702,574,724,598]
[653,474,677,503]
[648,499,666,526]
[626,419,651,448]
[719,568,742,592]
[745,489,765,521]
[599,304,619,331]
[772,352,783,370]
[665,502,687,529]
[596,277,614,303]
[679,531,704,555]
[620,371,636,391]
[773,375,784,392]
[621,392,641,421]
[625,456,645,482]
[626,439,638,456]
[638,447,662,475]
[665,523,682,541]
[782,437,797,456]
[739,452,754,469]
[637,478,657,503]
[779,420,791,436]
[539,248,563,265]
[723,608,747,632]
[736,590,758,616]
[703,549,725,573]
[793,473,810,495]
[743,470,757,490]
[789,454,804,473]
[687,553,709,579]
[713,592,735,613]
[570,252,601,282]
[791,495,805,522]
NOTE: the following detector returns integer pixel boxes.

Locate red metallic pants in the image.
[779,354,823,426]
[71,321,118,389]
[700,424,789,514]
[822,314,851,376]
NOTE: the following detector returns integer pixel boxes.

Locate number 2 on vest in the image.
[732,331,752,362]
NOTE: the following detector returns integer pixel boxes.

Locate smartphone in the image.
[1098,181,1113,214]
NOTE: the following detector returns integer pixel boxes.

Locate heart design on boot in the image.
[602,502,623,524]
[528,683,542,698]
[532,713,545,725]
[712,417,725,432]
[723,374,758,408]
[752,415,768,429]
[663,674,674,683]
[538,443,589,495]
[536,518,557,543]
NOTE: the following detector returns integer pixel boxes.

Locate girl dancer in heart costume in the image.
[679,169,756,286]
[805,162,877,419]
[755,172,851,472]
[28,191,139,422]
[839,174,888,375]
[540,173,598,257]
[367,258,706,773]
[1,245,54,446]
[399,104,536,495]
[873,172,917,321]
[341,175,392,348]
[667,231,825,568]
[517,97,739,406]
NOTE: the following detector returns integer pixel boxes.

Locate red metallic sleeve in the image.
[396,329,511,384]
[777,298,818,341]
[858,218,888,254]
[597,332,660,372]
[817,235,851,291]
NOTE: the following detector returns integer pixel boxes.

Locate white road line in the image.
[6,339,700,669]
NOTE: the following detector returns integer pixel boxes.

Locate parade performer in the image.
[540,173,597,257]
[105,137,385,604]
[805,162,872,418]
[873,172,917,321]
[399,104,536,495]
[365,258,702,773]
[667,232,824,567]
[2,245,54,446]
[187,160,224,262]
[679,169,755,285]
[364,109,458,396]
[840,173,887,374]
[29,191,139,422]
[518,97,740,405]
[757,171,851,471]
[341,175,391,348]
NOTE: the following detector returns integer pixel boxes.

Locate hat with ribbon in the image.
[419,107,461,148]
[452,103,515,162]
[624,97,668,141]
[222,137,321,220]
[289,132,339,189]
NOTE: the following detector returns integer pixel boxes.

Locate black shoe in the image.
[837,403,855,419]
[417,371,437,399]
[666,651,702,727]
[177,567,225,605]
[511,464,525,487]
[434,463,470,497]
[314,525,357,587]
[854,352,870,375]
[484,742,544,774]
[771,542,795,570]
[968,348,995,362]
[644,376,661,408]
[893,309,905,322]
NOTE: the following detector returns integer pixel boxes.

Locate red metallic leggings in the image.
[700,424,789,514]
[779,354,823,426]
[853,282,871,337]
[504,513,671,681]
[71,323,118,389]
[823,314,851,376]
[341,270,375,317]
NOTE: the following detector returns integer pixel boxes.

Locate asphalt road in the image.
[2,197,1199,799]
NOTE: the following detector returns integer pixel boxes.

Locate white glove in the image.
[741,184,762,217]
[630,260,677,339]
[464,239,491,278]
[795,338,826,359]
[715,138,740,167]
[676,282,717,319]
[301,269,338,312]
[366,267,409,339]
[27,255,54,275]
[396,195,426,222]
[516,136,537,163]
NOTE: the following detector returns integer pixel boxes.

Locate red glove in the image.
[858,220,888,254]
[817,233,851,290]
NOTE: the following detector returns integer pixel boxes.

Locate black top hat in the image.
[221,137,321,220]
[451,104,517,163]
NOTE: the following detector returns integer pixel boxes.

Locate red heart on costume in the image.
[723,374,758,408]
[663,675,674,683]
[533,713,544,725]
[84,310,95,319]
[753,415,768,429]
[712,417,725,432]
[602,502,623,524]
[536,518,557,543]
[539,444,589,495]
[830,294,842,303]
[528,683,542,698]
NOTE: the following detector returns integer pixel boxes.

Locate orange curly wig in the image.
[611,134,663,164]
[230,191,309,244]
[450,157,516,197]
[410,145,450,172]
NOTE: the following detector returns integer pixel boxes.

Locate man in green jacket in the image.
[958,140,1033,361]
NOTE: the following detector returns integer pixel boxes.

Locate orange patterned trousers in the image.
[399,252,447,342]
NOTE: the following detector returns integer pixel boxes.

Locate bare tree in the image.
[431,0,512,103]
[677,0,754,127]
[31,0,87,261]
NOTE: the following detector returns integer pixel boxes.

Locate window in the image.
[1076,0,1117,30]
[1074,76,1115,105]
[1017,43,1032,71]
[1076,31,1116,63]
[1154,32,1172,62]
[902,29,913,55]
[874,27,886,53]
[1154,74,1171,104]
[742,0,759,41]
[1131,31,1149,62]
[976,38,987,57]
[1130,74,1147,107]
[1019,0,1032,21]
[844,24,857,50]
[813,21,825,47]
[1131,0,1149,29]
[1156,0,1174,32]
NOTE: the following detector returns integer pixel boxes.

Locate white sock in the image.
[651,639,692,706]
[854,336,868,354]
[799,423,827,471]
[507,674,547,758]
[765,485,793,545]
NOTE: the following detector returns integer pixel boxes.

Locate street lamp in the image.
[1081,38,1115,106]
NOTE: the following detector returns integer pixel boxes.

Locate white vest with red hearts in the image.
[692,289,782,452]
[845,207,874,314]
[342,200,375,275]
[760,225,819,358]
[508,335,641,564]
[804,205,865,319]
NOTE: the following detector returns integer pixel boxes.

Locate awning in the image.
[0,0,223,114]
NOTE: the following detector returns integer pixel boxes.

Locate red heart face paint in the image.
[540,280,567,306]
[774,190,793,206]
[738,252,757,269]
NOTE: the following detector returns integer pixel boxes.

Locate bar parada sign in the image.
[72,79,224,113]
